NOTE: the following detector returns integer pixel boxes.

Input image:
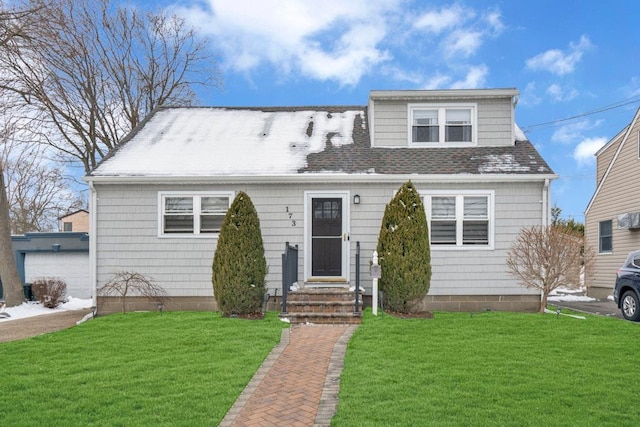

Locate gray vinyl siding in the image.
[372,97,514,148]
[94,179,546,299]
[586,117,640,296]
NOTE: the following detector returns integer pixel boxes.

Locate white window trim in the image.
[421,190,494,250]
[598,219,613,254]
[408,103,478,147]
[157,191,234,238]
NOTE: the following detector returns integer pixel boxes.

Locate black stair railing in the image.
[281,242,298,314]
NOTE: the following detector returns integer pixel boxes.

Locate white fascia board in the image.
[369,88,519,101]
[84,172,558,185]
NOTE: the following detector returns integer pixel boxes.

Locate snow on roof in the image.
[475,154,532,173]
[93,107,363,176]
[514,123,527,142]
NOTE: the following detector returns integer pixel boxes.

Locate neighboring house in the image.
[585,107,640,298]
[0,232,90,300]
[85,88,557,314]
[59,209,89,232]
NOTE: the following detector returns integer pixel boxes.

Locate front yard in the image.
[0,311,287,425]
[334,310,640,426]
[1,309,638,426]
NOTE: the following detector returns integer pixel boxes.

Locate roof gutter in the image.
[84,173,559,185]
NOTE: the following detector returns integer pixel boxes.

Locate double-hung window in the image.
[599,220,613,253]
[159,192,233,236]
[409,104,476,146]
[422,192,493,248]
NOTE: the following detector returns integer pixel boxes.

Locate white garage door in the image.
[25,252,91,299]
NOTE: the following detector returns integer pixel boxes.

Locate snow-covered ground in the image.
[0,297,93,323]
[547,286,600,303]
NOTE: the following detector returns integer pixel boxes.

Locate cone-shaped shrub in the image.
[376,181,431,313]
[212,191,267,316]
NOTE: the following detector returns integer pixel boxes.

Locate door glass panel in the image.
[312,199,342,236]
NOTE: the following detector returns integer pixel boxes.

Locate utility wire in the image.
[522,95,640,133]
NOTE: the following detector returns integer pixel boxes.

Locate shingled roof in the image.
[88,106,553,178]
[302,112,553,175]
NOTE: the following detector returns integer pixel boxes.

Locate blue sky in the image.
[150,0,640,221]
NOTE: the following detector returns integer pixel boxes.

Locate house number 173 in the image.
[286,207,296,227]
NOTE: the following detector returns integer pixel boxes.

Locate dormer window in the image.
[409,103,477,146]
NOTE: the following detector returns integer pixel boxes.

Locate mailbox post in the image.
[370,251,381,316]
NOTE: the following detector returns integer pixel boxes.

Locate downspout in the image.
[540,178,550,309]
[542,178,550,226]
[88,180,98,310]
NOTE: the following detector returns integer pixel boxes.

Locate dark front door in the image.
[311,198,343,277]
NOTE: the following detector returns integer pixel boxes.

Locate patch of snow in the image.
[93,108,364,177]
[514,123,527,141]
[547,294,596,302]
[548,286,595,302]
[476,154,531,173]
[0,297,93,323]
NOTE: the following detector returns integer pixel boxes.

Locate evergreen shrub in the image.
[376,181,431,313]
[212,191,267,316]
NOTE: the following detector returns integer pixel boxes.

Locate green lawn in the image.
[333,310,640,426]
[3,310,638,426]
[0,311,288,426]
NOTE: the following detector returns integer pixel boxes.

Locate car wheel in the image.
[621,291,640,321]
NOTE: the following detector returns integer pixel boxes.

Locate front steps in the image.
[280,287,363,324]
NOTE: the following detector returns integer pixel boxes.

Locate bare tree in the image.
[0,0,218,306]
[98,271,169,314]
[2,138,84,233]
[0,2,41,306]
[506,225,594,313]
[0,0,219,173]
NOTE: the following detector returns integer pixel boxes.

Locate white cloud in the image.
[421,73,453,90]
[625,76,640,97]
[519,82,542,106]
[413,3,474,34]
[483,9,504,35]
[444,30,483,58]
[171,0,504,89]
[552,119,603,144]
[546,84,579,102]
[526,35,592,76]
[173,0,401,86]
[450,65,488,88]
[573,137,607,166]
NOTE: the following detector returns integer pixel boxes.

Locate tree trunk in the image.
[0,162,24,306]
[539,291,548,313]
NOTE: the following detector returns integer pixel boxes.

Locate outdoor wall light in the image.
[353,194,361,204]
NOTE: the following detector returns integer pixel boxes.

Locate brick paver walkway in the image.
[220,324,358,427]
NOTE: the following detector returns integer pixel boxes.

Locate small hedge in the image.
[212,191,267,317]
[376,181,431,313]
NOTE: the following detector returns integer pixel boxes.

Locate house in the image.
[0,232,90,300]
[585,107,640,298]
[59,209,89,232]
[85,88,557,314]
